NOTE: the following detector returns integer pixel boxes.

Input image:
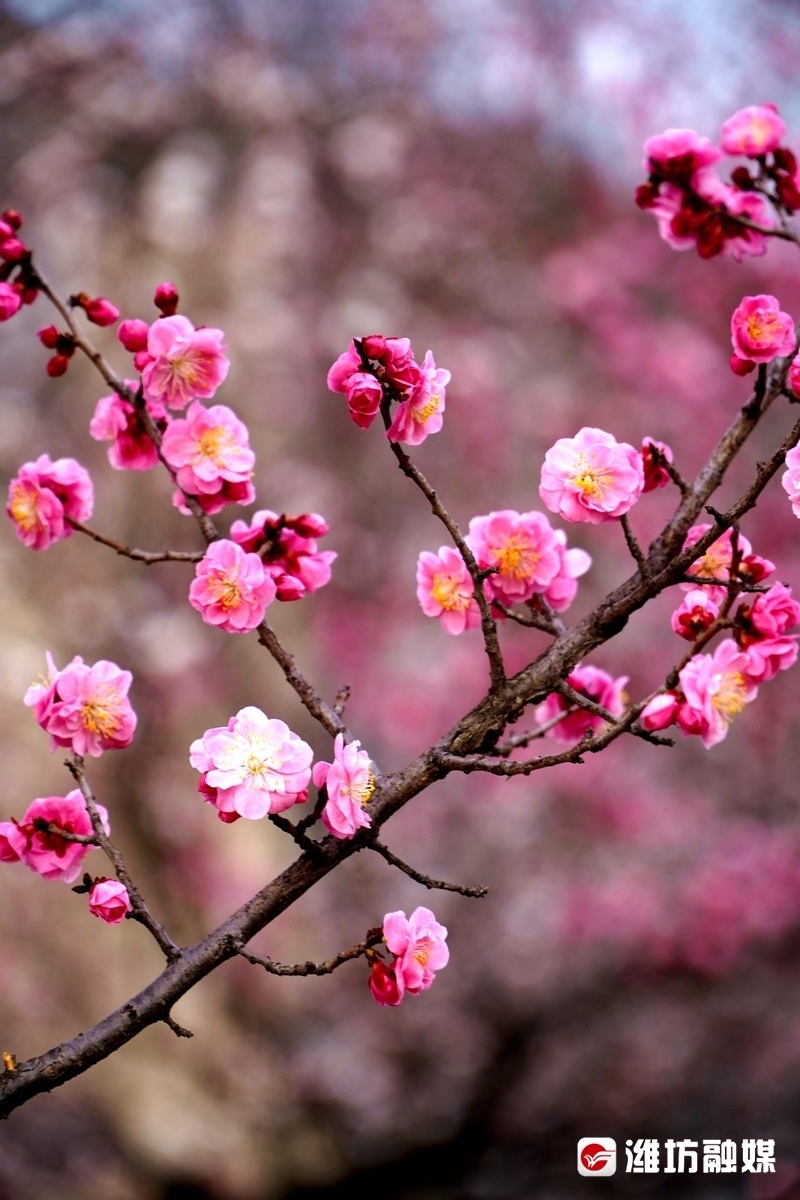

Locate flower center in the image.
[210,571,242,609]
[745,312,780,345]
[570,454,612,501]
[81,688,122,736]
[341,770,376,808]
[711,670,747,721]
[226,731,283,789]
[493,534,540,580]
[412,938,431,966]
[197,426,228,464]
[431,571,470,611]
[415,393,441,423]
[9,484,39,531]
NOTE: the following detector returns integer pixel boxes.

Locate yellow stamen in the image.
[415,394,441,423]
[197,426,227,464]
[341,770,376,808]
[8,485,39,532]
[431,572,470,612]
[711,671,747,721]
[81,689,122,737]
[493,534,540,580]
[210,574,242,610]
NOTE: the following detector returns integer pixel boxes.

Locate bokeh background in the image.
[4,1,800,1196]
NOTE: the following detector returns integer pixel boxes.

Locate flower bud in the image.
[729,354,756,376]
[0,237,25,262]
[37,324,60,349]
[46,354,70,378]
[730,166,753,189]
[154,280,179,316]
[368,959,403,1006]
[88,878,132,925]
[84,297,120,327]
[118,318,150,352]
[1,209,22,231]
[0,283,22,322]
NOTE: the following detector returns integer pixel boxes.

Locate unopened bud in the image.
[83,296,120,327]
[0,237,26,263]
[37,325,60,349]
[46,354,70,378]
[117,318,150,352]
[729,354,756,377]
[154,280,179,316]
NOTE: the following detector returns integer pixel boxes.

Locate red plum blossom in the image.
[229,510,336,601]
[7,454,93,551]
[641,438,674,493]
[141,315,229,410]
[189,539,276,633]
[539,427,644,524]
[189,706,313,820]
[312,733,375,839]
[671,590,720,641]
[0,792,109,883]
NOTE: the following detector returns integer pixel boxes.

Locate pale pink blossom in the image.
[542,532,592,613]
[416,546,480,635]
[466,510,561,608]
[189,539,276,633]
[535,664,628,742]
[539,427,644,524]
[229,511,336,601]
[641,438,674,493]
[385,351,450,445]
[731,295,796,364]
[189,706,313,820]
[671,590,720,641]
[678,639,759,748]
[312,733,374,839]
[24,654,137,758]
[161,401,255,506]
[88,878,132,924]
[7,454,93,550]
[368,959,403,1006]
[89,383,167,471]
[141,315,229,409]
[0,792,109,883]
[782,445,800,518]
[382,906,449,999]
[721,105,786,157]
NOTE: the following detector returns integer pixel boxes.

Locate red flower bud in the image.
[83,296,120,327]
[729,354,757,377]
[37,324,60,349]
[1,209,22,231]
[730,166,753,189]
[154,280,179,316]
[0,237,26,262]
[117,318,150,352]
[46,354,70,378]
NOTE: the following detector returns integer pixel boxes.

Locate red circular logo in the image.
[580,1143,613,1172]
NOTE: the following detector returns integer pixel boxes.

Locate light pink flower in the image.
[312,733,374,839]
[189,539,276,633]
[0,791,109,883]
[383,906,449,999]
[671,589,720,641]
[229,511,336,601]
[161,401,255,506]
[535,663,628,742]
[24,654,137,758]
[89,383,167,471]
[88,878,132,924]
[385,351,450,446]
[7,454,93,550]
[641,438,674,493]
[542,531,592,613]
[539,427,644,524]
[731,295,796,364]
[721,105,786,157]
[368,959,403,1007]
[466,510,561,608]
[189,706,313,820]
[782,445,800,518]
[416,546,480,635]
[678,639,759,748]
[141,314,229,410]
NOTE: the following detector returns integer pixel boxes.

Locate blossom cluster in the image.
[635,106,794,260]
[328,335,450,445]
[7,454,93,551]
[0,209,39,322]
[368,907,449,1006]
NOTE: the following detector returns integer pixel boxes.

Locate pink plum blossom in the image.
[466,510,561,608]
[312,734,375,839]
[681,524,756,601]
[671,590,720,641]
[0,282,22,321]
[89,383,167,471]
[782,445,800,519]
[24,653,137,758]
[535,664,628,742]
[161,401,255,508]
[141,315,229,409]
[734,583,800,682]
[678,639,759,749]
[368,959,403,1006]
[382,906,449,1000]
[385,351,450,445]
[539,427,644,524]
[640,692,682,733]
[730,295,796,364]
[721,105,786,157]
[360,334,420,391]
[189,706,313,820]
[229,511,336,601]
[742,636,798,683]
[7,454,93,550]
[643,129,723,183]
[542,532,592,613]
[715,186,774,261]
[189,539,276,633]
[641,438,674,493]
[0,791,109,883]
[416,546,480,635]
[173,478,256,516]
[88,878,132,924]
[343,372,383,429]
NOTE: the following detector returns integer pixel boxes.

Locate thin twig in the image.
[235,932,383,977]
[370,839,487,898]
[162,1014,193,1039]
[33,821,97,847]
[268,812,321,856]
[332,684,351,717]
[554,680,672,747]
[620,513,650,578]
[68,520,203,564]
[66,757,181,961]
[493,707,580,754]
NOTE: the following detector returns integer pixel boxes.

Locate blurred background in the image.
[4,0,800,1196]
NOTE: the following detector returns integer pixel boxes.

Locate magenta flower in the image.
[738,582,800,644]
[141,314,229,410]
[0,282,22,321]
[731,295,796,365]
[343,372,384,429]
[385,351,450,446]
[312,733,375,839]
[24,653,137,758]
[543,531,592,613]
[189,539,276,633]
[416,546,480,635]
[535,664,628,742]
[229,510,336,601]
[680,525,768,603]
[382,906,449,1000]
[721,105,786,157]
[173,478,256,517]
[88,878,132,924]
[0,791,109,883]
[7,454,93,550]
[368,959,403,1007]
[641,438,674,493]
[539,428,644,525]
[678,639,759,748]
[161,401,255,507]
[189,706,313,820]
[89,383,167,471]
[466,510,561,608]
[671,590,720,641]
[643,128,723,182]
